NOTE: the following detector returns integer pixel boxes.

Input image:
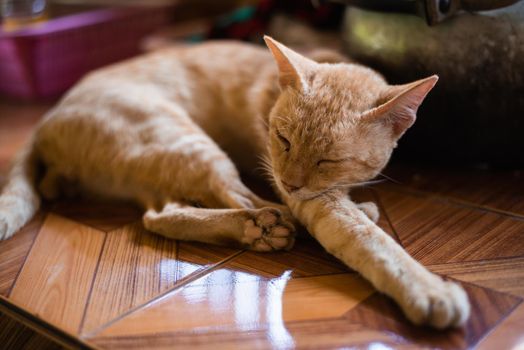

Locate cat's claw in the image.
[357,202,380,223]
[243,208,295,252]
[402,278,470,329]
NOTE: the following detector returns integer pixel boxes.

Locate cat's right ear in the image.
[263,36,316,92]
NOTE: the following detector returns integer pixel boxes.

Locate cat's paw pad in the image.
[357,202,380,223]
[404,279,470,329]
[243,208,295,252]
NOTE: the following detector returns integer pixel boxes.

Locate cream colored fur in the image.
[0,37,469,328]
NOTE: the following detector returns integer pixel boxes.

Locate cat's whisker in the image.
[333,179,386,189]
[260,117,269,129]
[351,179,387,187]
[272,115,291,124]
[256,155,277,184]
[378,172,401,184]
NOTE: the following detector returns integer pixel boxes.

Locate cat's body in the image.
[0,38,470,328]
[38,42,275,204]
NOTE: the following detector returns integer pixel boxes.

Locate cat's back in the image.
[43,40,274,129]
[34,41,275,175]
[80,40,271,95]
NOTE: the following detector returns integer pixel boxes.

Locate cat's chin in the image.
[276,183,320,201]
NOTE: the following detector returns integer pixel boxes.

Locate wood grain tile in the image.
[91,320,414,350]
[344,282,522,349]
[384,164,524,216]
[92,270,374,339]
[376,187,524,264]
[177,241,238,267]
[81,222,177,334]
[81,223,237,335]
[281,274,375,322]
[477,303,524,350]
[0,310,62,350]
[51,199,142,233]
[224,236,348,278]
[429,257,524,298]
[9,214,105,334]
[0,212,45,296]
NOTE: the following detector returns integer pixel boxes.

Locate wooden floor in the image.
[0,99,523,349]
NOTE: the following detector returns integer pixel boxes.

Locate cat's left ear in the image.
[263,35,316,93]
[363,75,438,138]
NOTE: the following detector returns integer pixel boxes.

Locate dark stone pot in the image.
[342,3,524,167]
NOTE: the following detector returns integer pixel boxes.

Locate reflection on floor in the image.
[0,100,523,349]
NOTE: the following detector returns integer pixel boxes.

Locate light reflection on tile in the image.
[368,342,396,350]
[266,270,295,349]
[513,340,524,350]
[158,258,178,283]
[97,268,374,339]
[477,304,524,350]
[234,271,262,331]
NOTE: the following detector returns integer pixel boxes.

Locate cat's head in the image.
[264,36,437,200]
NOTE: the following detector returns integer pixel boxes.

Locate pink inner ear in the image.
[374,75,438,137]
[278,63,301,90]
[390,106,416,136]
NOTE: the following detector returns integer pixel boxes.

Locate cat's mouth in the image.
[276,178,321,201]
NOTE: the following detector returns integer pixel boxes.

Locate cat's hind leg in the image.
[143,202,295,251]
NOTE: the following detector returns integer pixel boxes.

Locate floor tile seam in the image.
[80,250,246,340]
[6,212,48,298]
[290,271,358,279]
[426,255,524,269]
[88,316,355,342]
[382,184,524,221]
[0,295,97,350]
[370,188,403,245]
[437,275,524,304]
[77,231,110,335]
[474,298,524,348]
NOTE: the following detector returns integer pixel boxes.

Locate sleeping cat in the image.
[0,36,469,328]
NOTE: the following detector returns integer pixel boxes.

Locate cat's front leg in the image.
[143,203,295,251]
[286,191,470,329]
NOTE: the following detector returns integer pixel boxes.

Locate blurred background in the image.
[1,0,523,167]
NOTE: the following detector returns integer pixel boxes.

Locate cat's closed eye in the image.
[277,131,290,152]
[316,158,348,167]
[317,156,376,169]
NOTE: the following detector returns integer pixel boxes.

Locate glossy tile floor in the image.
[0,100,523,349]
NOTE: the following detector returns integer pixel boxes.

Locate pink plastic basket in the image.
[0,7,170,100]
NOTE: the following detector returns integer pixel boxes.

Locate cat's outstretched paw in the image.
[357,202,380,223]
[243,207,295,252]
[403,278,470,329]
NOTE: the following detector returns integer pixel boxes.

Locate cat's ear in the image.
[363,75,438,138]
[263,35,316,92]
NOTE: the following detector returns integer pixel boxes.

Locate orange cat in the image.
[0,36,469,328]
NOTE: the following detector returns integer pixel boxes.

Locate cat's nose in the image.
[281,180,302,193]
